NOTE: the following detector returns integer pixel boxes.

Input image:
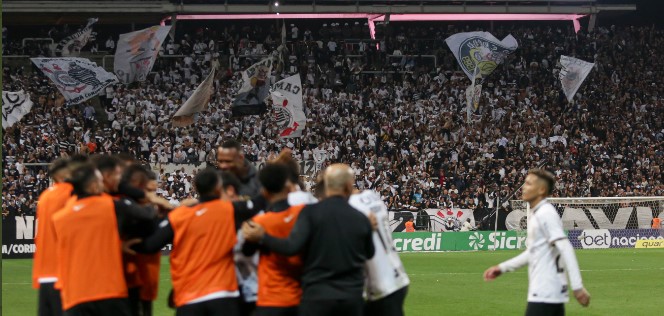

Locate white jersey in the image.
[349,190,410,301]
[288,190,318,206]
[526,199,569,303]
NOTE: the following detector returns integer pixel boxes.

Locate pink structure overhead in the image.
[161,13,586,35]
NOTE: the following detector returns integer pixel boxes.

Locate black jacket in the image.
[262,195,375,301]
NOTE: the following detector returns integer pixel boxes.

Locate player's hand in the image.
[242,220,265,242]
[574,288,591,307]
[483,266,502,281]
[122,238,142,255]
[367,212,378,231]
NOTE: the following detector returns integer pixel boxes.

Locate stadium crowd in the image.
[3,21,664,222]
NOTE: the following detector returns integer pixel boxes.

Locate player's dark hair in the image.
[68,154,89,165]
[280,157,306,188]
[528,168,556,196]
[115,152,137,164]
[121,164,153,188]
[220,171,240,192]
[69,163,98,196]
[258,163,291,194]
[194,167,222,198]
[48,158,70,179]
[91,155,122,173]
[220,139,242,151]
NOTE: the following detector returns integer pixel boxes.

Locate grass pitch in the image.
[3,249,663,315]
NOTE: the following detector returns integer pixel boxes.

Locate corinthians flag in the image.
[114,25,172,84]
[231,58,274,116]
[172,68,216,127]
[445,31,518,82]
[271,74,305,138]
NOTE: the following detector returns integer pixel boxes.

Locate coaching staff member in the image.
[243,164,375,316]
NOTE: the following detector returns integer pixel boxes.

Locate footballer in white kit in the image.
[484,169,590,316]
[349,190,410,316]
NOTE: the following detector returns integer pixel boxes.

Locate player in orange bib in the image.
[243,163,305,316]
[32,158,74,316]
[405,218,415,232]
[652,217,662,229]
[52,163,157,316]
[127,168,263,316]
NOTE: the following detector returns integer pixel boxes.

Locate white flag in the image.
[2,90,33,129]
[231,58,274,116]
[56,18,98,57]
[172,68,216,127]
[445,31,518,82]
[271,74,305,138]
[114,25,171,84]
[559,55,594,102]
[31,57,118,105]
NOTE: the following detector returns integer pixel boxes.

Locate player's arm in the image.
[126,218,174,254]
[114,198,158,236]
[484,251,529,281]
[233,195,267,230]
[245,206,312,256]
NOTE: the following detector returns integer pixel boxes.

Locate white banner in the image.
[559,55,594,102]
[231,58,274,116]
[445,31,518,82]
[56,18,98,57]
[172,68,216,127]
[271,74,305,138]
[114,25,171,84]
[2,90,33,129]
[31,57,118,105]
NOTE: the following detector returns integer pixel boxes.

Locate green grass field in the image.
[3,249,663,315]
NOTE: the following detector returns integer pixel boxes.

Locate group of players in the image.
[32,138,591,316]
[31,140,410,316]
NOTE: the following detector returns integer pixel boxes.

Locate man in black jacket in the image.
[243,164,375,316]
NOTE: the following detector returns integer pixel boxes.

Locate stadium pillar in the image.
[588,14,597,33]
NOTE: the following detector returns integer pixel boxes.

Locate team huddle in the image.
[31,140,410,316]
[32,140,588,316]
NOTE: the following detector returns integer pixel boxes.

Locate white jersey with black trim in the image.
[526,199,569,303]
[349,190,410,301]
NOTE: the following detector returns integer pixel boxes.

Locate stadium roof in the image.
[2,0,637,26]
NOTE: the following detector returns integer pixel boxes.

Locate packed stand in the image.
[3,22,664,220]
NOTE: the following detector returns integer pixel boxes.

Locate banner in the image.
[568,229,663,249]
[114,25,172,84]
[1,215,173,259]
[271,74,305,138]
[634,239,664,249]
[232,58,274,116]
[31,57,118,105]
[2,90,33,129]
[55,18,98,57]
[172,68,216,127]
[445,31,518,82]
[559,55,594,102]
[389,208,475,233]
[392,231,526,252]
[506,205,663,231]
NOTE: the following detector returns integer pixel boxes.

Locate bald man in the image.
[243,164,375,316]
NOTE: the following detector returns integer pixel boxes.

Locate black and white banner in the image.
[55,18,98,57]
[271,74,305,138]
[31,57,118,105]
[2,90,33,129]
[559,55,594,102]
[232,58,274,116]
[114,25,171,84]
[445,31,518,82]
